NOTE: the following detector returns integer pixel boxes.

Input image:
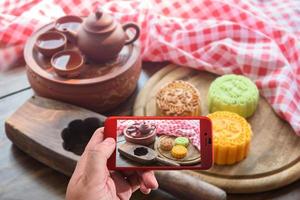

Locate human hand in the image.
[66,127,159,200]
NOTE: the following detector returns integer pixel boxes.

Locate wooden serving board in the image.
[133,64,300,193]
[154,135,200,165]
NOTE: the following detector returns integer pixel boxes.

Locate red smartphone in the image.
[105,116,213,170]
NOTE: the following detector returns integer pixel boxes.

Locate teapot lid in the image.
[84,11,117,33]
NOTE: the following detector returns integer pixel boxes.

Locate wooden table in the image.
[1,62,300,200]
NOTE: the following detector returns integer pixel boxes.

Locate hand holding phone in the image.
[66,127,158,200]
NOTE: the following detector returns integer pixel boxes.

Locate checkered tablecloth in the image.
[1,0,300,136]
[117,120,200,150]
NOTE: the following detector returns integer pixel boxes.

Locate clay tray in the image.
[133,64,300,193]
[24,19,142,112]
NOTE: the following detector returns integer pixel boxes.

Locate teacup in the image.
[51,50,84,78]
[35,31,66,57]
[54,15,83,41]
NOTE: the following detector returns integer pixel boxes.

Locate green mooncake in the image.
[208,74,259,118]
[175,137,189,147]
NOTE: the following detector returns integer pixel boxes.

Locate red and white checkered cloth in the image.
[1,0,300,135]
[117,120,200,150]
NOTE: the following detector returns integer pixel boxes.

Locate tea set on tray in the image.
[25,10,141,112]
[35,10,140,78]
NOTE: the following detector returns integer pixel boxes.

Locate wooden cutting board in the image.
[5,96,226,200]
[133,64,300,193]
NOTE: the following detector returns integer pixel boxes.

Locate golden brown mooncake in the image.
[207,111,252,165]
[159,138,174,151]
[156,80,201,116]
[171,145,188,159]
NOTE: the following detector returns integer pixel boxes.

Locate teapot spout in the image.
[63,29,78,44]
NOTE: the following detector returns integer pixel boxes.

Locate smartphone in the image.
[105,116,213,170]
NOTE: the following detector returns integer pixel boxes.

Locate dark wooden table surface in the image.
[1,62,300,200]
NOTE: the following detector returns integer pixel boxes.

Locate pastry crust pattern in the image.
[208,74,259,118]
[156,80,201,116]
[208,111,252,165]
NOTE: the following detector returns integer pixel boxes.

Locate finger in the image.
[106,178,118,200]
[85,127,104,150]
[138,171,159,190]
[121,171,152,192]
[71,128,105,176]
[84,137,116,183]
[139,176,151,194]
[125,173,140,193]
[110,172,133,200]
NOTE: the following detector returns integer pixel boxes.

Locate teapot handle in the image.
[151,124,156,130]
[123,23,140,45]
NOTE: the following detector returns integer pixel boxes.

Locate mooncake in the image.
[175,137,189,147]
[160,138,174,151]
[207,111,252,165]
[156,80,201,116]
[208,74,259,118]
[171,145,188,159]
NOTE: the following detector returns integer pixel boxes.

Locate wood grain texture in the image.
[0,65,30,98]
[133,64,300,193]
[155,171,226,200]
[5,96,106,176]
[0,90,69,200]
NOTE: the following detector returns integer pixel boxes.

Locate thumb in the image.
[96,137,116,162]
[84,137,116,183]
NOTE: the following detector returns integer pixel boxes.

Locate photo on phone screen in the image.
[105,117,212,170]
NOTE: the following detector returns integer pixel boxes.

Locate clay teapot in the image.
[139,123,156,135]
[66,11,140,63]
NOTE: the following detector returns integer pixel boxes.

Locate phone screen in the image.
[106,117,213,170]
